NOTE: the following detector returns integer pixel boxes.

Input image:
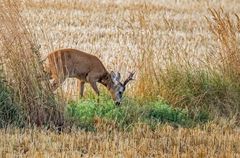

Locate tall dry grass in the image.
[122,7,240,119]
[207,9,240,79]
[0,1,64,127]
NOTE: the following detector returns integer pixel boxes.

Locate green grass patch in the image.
[145,102,192,127]
[66,93,209,131]
[160,68,240,118]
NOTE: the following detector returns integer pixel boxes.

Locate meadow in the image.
[0,0,240,157]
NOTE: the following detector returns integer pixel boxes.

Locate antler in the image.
[123,71,135,86]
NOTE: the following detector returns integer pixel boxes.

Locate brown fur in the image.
[44,48,115,100]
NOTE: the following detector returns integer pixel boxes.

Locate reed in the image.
[0,0,64,127]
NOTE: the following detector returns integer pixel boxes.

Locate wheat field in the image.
[0,124,240,157]
[1,0,240,157]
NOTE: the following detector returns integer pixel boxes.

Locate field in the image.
[0,0,240,157]
[0,125,239,157]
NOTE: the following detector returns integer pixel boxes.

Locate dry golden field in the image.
[0,124,240,157]
[1,0,240,157]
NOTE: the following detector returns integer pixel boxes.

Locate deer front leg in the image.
[79,81,85,97]
[89,80,100,104]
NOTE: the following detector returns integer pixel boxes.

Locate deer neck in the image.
[99,72,114,90]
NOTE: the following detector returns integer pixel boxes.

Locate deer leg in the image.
[50,79,59,91]
[79,81,85,97]
[50,78,65,91]
[89,80,100,104]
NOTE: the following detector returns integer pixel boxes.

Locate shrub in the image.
[67,100,96,131]
[0,69,24,127]
[145,101,191,127]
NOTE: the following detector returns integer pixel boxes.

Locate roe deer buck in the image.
[43,48,134,105]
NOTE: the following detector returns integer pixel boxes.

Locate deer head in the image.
[109,71,135,105]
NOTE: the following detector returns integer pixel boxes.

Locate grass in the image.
[0,125,239,157]
[66,92,209,131]
[158,68,240,117]
[125,7,240,120]
[0,0,64,127]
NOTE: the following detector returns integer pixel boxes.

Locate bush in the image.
[0,74,24,127]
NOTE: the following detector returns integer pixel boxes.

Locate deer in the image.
[42,48,134,105]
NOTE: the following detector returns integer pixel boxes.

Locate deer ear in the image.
[111,71,118,84]
[116,72,121,81]
[110,71,116,78]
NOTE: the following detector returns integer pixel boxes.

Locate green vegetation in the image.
[159,68,240,117]
[0,72,24,127]
[66,93,210,131]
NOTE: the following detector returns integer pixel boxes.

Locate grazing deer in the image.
[43,48,134,105]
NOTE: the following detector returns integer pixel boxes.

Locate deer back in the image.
[46,48,107,81]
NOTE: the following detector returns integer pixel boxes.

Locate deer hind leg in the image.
[50,77,66,91]
[50,79,59,91]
